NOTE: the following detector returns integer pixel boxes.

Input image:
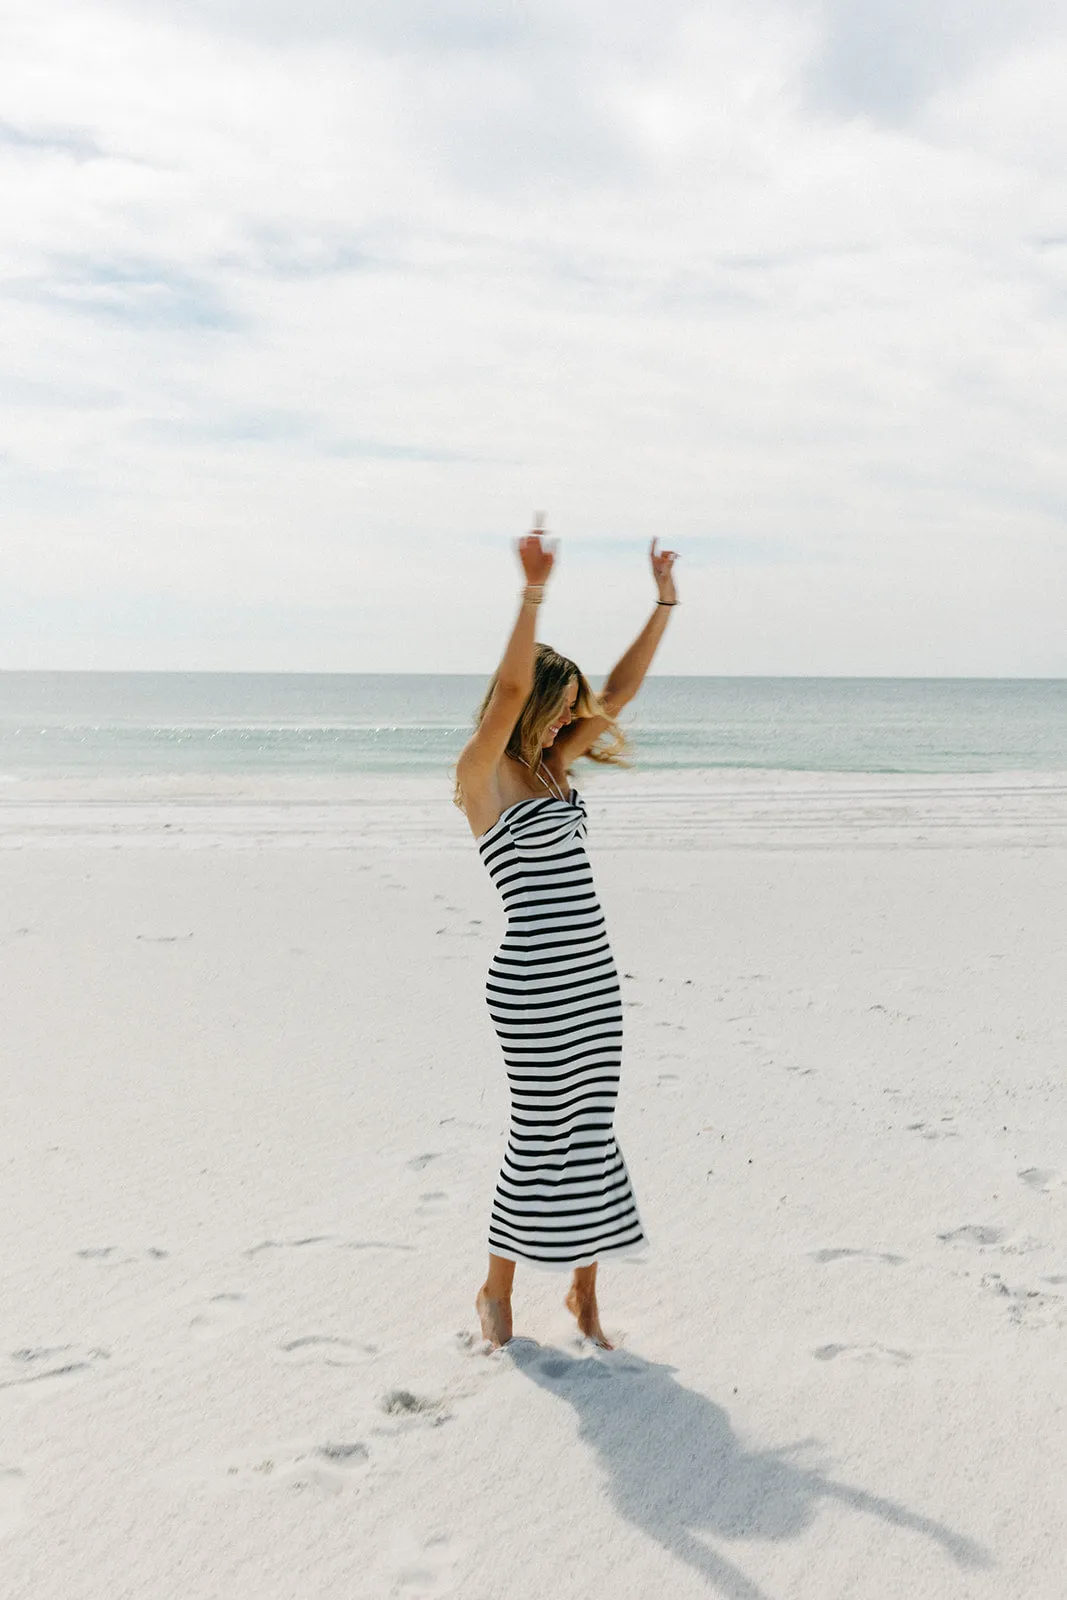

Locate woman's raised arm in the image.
[552,536,679,764]
[456,527,556,782]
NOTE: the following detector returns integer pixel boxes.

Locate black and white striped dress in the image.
[477,761,646,1270]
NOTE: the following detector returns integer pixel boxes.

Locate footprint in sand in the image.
[75,1246,169,1263]
[1018,1168,1064,1193]
[813,1343,913,1365]
[1,1345,111,1392]
[224,1441,370,1496]
[247,1235,412,1257]
[392,1533,466,1596]
[810,1248,905,1266]
[276,1443,371,1495]
[937,1225,1005,1248]
[189,1294,245,1341]
[278,1336,377,1367]
[906,1122,959,1140]
[407,1154,442,1172]
[375,1389,454,1430]
[0,1468,26,1540]
[980,1274,1066,1329]
[316,1441,371,1465]
[245,1236,332,1257]
[340,1240,416,1254]
[939,1225,1041,1258]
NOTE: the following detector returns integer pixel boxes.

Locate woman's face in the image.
[542,678,579,747]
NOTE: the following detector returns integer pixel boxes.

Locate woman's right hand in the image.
[517,522,557,587]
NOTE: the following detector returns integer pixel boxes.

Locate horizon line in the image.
[0,669,1064,682]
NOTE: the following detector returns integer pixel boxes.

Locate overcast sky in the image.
[2,0,1066,674]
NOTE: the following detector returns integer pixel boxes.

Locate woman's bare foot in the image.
[565,1285,614,1349]
[476,1286,513,1348]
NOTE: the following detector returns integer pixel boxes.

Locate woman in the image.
[454,522,680,1350]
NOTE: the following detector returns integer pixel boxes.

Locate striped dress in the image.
[476,763,647,1270]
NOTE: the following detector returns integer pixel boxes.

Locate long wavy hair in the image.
[451,643,633,812]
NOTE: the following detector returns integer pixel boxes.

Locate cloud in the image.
[0,0,1065,671]
[0,119,107,160]
[802,0,1067,124]
[132,0,538,50]
[16,255,239,328]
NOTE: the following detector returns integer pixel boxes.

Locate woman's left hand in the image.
[650,536,679,604]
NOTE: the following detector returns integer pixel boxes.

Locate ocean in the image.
[0,673,1064,782]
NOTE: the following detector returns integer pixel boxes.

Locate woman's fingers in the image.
[651,536,681,564]
[523,531,558,555]
[517,527,558,584]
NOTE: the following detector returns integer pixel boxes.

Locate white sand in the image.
[2,769,1065,1599]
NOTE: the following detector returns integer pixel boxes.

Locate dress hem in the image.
[486,1233,650,1273]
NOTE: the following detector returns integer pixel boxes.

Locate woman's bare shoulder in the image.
[460,757,538,839]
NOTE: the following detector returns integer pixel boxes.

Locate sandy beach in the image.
[2,769,1065,1599]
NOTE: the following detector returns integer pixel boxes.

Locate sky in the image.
[2,0,1066,675]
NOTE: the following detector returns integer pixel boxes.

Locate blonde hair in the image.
[451,642,633,812]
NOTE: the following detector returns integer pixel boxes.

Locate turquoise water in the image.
[0,672,1064,778]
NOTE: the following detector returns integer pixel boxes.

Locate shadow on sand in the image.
[504,1341,991,1600]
